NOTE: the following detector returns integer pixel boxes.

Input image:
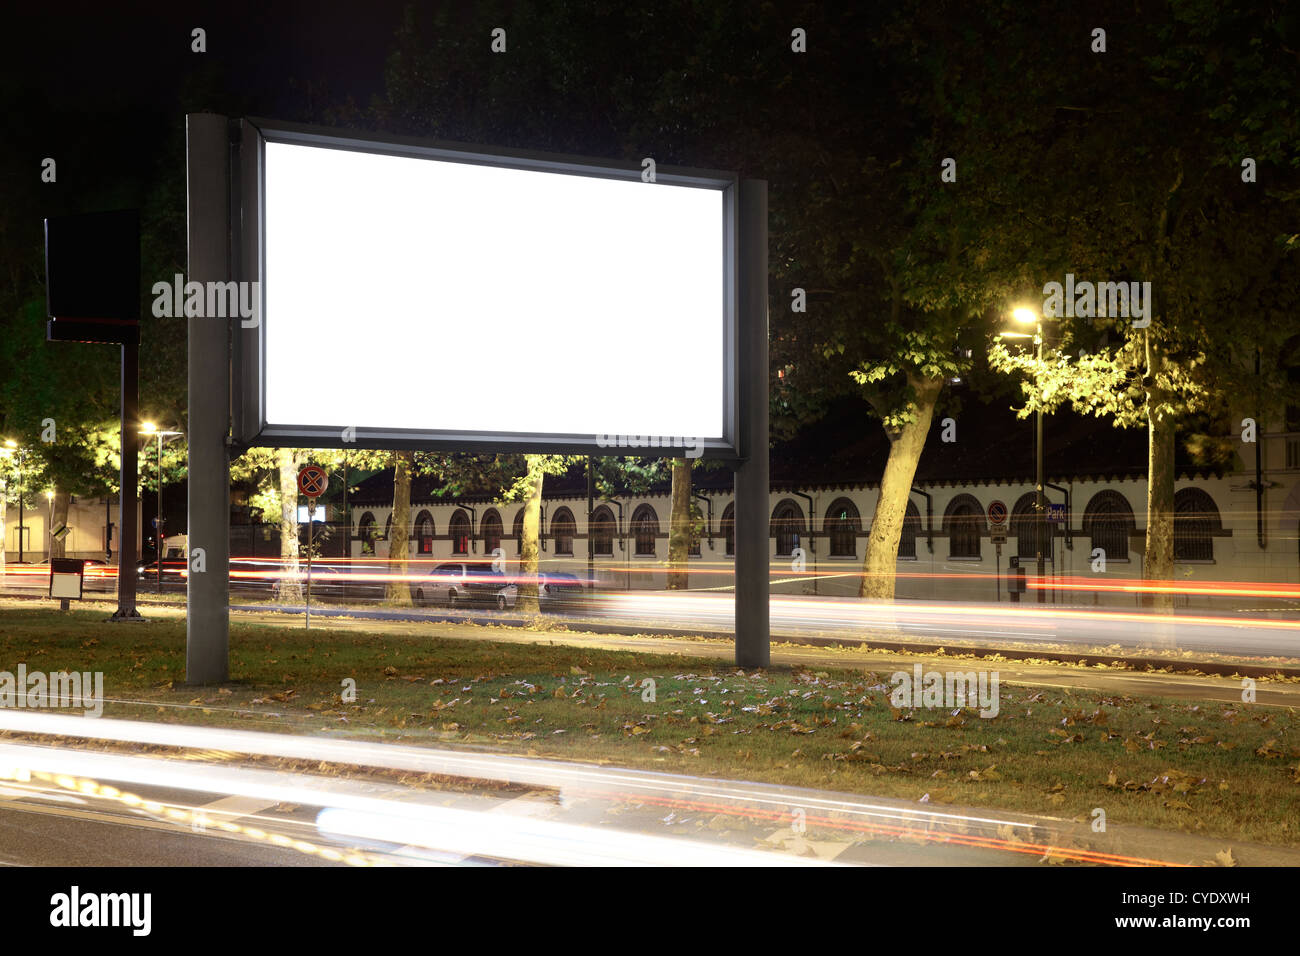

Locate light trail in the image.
[0,711,1203,866]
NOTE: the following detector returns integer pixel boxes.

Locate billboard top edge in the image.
[243,115,741,191]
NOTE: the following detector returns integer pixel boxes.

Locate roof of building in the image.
[348,396,1227,506]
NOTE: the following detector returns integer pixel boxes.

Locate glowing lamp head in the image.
[141,422,157,434]
[1012,307,1038,326]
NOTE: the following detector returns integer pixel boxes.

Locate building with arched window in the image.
[414,510,435,555]
[329,460,1291,610]
[357,511,377,555]
[591,506,616,556]
[551,507,576,555]
[1174,487,1221,562]
[721,502,735,556]
[631,504,658,556]
[448,509,470,555]
[824,498,861,557]
[1083,490,1135,562]
[770,500,805,557]
[899,499,922,559]
[1011,492,1052,564]
[512,510,525,554]
[944,494,984,559]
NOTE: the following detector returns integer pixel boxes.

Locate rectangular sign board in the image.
[232,118,742,458]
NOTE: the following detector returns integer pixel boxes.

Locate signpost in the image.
[43,209,142,621]
[988,500,1008,601]
[298,465,328,630]
[49,558,86,612]
[1047,503,1066,524]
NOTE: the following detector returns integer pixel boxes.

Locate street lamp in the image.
[45,489,54,560]
[1005,306,1048,603]
[2,440,24,564]
[141,422,184,594]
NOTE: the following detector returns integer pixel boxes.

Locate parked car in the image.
[414,561,511,609]
[538,572,589,612]
[494,581,518,611]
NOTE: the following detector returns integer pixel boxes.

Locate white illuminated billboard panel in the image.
[255,133,731,449]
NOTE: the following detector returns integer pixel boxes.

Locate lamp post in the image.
[4,440,23,564]
[45,490,54,560]
[141,423,184,594]
[1006,307,1048,604]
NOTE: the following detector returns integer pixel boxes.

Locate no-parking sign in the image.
[297,464,328,499]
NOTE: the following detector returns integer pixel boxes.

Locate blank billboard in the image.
[234,119,740,456]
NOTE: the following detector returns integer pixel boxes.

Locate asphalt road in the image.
[8,712,1296,867]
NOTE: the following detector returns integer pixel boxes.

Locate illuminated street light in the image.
[1,440,27,562]
[1003,305,1048,604]
[141,422,184,593]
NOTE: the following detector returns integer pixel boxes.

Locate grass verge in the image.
[1,604,1298,847]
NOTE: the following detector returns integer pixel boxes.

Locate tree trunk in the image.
[0,479,7,578]
[275,448,303,604]
[1145,406,1177,614]
[516,454,546,614]
[859,375,943,600]
[667,458,692,590]
[384,451,414,606]
[48,490,71,560]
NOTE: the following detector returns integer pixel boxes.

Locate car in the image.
[494,582,518,611]
[136,551,187,584]
[537,572,589,612]
[414,561,510,608]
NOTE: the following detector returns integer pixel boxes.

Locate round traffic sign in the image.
[987,499,1008,526]
[298,464,329,498]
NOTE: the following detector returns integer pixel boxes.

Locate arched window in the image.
[721,502,735,557]
[944,494,984,559]
[1083,490,1134,562]
[513,510,525,554]
[358,511,376,555]
[551,507,576,555]
[1011,492,1052,563]
[449,509,471,555]
[631,504,659,556]
[770,500,805,557]
[591,506,615,556]
[414,510,435,555]
[1174,487,1220,561]
[899,499,921,559]
[481,509,503,556]
[824,498,861,557]
[383,512,393,542]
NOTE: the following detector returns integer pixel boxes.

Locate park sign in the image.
[231,118,744,459]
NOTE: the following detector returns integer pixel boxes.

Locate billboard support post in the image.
[734,179,770,668]
[108,344,143,620]
[185,113,232,684]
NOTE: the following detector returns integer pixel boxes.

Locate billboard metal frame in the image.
[233,117,742,459]
[186,113,768,682]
